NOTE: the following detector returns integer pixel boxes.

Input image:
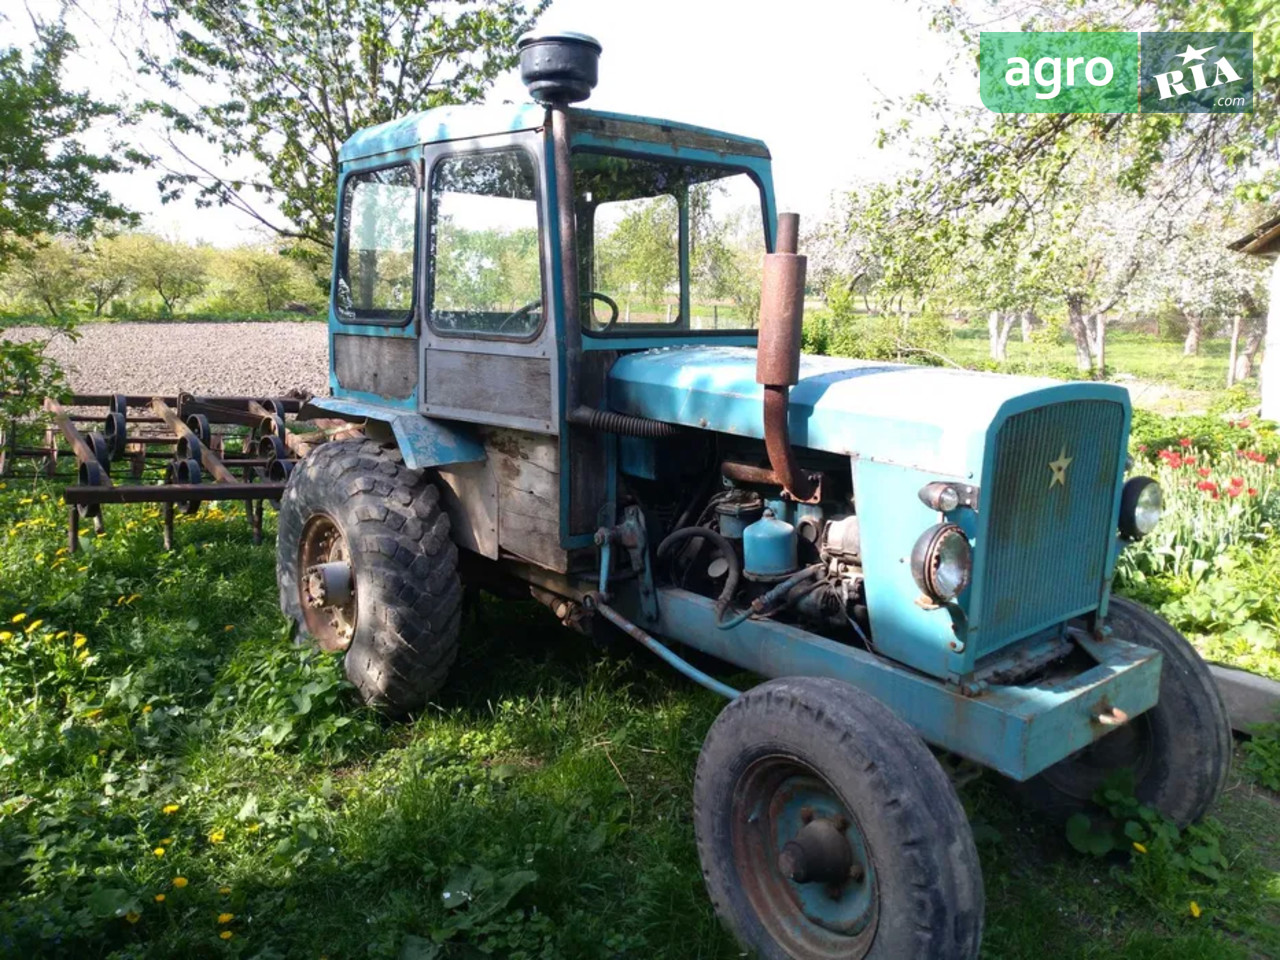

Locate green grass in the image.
[1,481,1278,959]
[943,328,1245,393]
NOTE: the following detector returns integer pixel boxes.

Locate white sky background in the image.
[17,0,963,247]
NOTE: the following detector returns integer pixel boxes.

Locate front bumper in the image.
[641,588,1162,781]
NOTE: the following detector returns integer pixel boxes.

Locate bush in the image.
[802,286,952,364]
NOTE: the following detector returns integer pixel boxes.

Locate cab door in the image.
[329,152,423,409]
[418,132,557,435]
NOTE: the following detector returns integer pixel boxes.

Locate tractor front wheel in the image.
[694,677,984,960]
[1017,596,1232,826]
[277,438,461,715]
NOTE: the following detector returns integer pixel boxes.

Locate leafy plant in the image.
[1066,776,1231,916]
[1243,724,1280,793]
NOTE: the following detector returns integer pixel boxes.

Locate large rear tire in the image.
[694,677,984,960]
[277,439,461,715]
[1017,596,1231,826]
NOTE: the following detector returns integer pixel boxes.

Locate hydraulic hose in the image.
[717,563,826,631]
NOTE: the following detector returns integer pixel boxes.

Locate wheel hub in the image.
[733,762,878,956]
[777,814,855,887]
[298,514,357,652]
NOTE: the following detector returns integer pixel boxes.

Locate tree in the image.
[877,2,1279,395]
[8,236,83,318]
[126,234,207,316]
[83,234,135,316]
[222,245,305,313]
[143,0,547,250]
[0,17,133,264]
[598,199,679,309]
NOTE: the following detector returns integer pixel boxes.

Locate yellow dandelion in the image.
[55,631,68,640]
[220,931,233,940]
[24,620,43,633]
[172,877,189,888]
[142,704,153,714]
[1190,901,1202,918]
[73,634,87,647]
[1132,842,1148,854]
[246,822,260,833]
[218,886,232,895]
[18,498,32,505]
[163,804,180,815]
[153,846,166,857]
[11,613,26,623]
[0,632,12,643]
[217,912,234,924]
[77,565,87,572]
[154,893,166,903]
[55,547,67,557]
[125,910,141,924]
[161,837,174,846]
[209,829,225,844]
[224,625,234,632]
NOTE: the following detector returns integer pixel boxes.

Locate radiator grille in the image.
[977,401,1125,656]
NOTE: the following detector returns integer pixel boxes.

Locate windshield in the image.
[570,151,767,334]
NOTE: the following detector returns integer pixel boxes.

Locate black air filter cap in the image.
[518,32,602,105]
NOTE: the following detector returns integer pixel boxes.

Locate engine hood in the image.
[607,346,1130,479]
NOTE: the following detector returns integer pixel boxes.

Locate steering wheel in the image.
[584,291,620,333]
[496,292,621,334]
[497,299,542,333]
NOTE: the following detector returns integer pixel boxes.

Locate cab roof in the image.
[338,103,771,164]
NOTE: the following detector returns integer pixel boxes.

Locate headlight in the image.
[1120,476,1162,540]
[910,523,973,602]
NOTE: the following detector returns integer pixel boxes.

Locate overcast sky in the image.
[24,0,961,246]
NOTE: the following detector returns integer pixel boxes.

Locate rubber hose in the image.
[656,525,742,615]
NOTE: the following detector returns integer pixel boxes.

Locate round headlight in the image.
[910,523,973,602]
[1120,476,1162,540]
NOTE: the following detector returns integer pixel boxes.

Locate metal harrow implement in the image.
[0,392,345,551]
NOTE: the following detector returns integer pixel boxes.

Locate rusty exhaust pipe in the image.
[756,213,817,502]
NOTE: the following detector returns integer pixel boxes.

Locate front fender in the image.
[299,397,486,471]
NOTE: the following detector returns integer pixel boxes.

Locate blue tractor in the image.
[278,34,1230,960]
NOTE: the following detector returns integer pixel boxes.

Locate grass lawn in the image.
[943,327,1246,394]
[1,485,1278,959]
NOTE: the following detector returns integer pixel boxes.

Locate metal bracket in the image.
[593,505,658,622]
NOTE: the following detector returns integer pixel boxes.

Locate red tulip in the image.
[1179,438,1193,447]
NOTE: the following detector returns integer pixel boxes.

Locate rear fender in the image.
[298,397,486,471]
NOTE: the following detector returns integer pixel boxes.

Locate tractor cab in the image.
[324,98,776,433]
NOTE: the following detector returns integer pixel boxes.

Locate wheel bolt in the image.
[849,863,865,883]
[799,806,814,824]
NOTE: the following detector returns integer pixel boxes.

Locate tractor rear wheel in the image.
[1016,596,1231,827]
[277,438,461,715]
[694,677,984,960]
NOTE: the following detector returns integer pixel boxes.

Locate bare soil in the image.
[3,321,330,398]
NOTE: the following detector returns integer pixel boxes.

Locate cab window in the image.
[335,164,418,324]
[428,148,544,339]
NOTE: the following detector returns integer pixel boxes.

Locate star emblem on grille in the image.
[1048,447,1073,488]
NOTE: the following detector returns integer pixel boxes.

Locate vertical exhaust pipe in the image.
[756,213,817,502]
